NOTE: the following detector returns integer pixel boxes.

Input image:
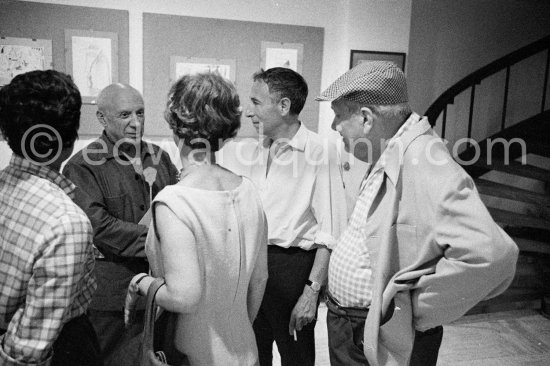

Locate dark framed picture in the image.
[350,50,406,72]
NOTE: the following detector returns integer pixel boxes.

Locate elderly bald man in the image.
[63,83,179,365]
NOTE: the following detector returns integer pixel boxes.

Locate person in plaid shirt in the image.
[0,70,100,365]
[317,61,518,366]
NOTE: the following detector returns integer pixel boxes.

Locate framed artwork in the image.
[65,29,118,104]
[261,41,303,73]
[350,50,406,72]
[0,37,53,86]
[170,56,236,83]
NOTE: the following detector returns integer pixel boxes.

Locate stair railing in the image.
[425,35,550,140]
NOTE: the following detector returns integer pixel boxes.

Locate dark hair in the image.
[253,67,308,115]
[0,70,81,160]
[164,73,241,152]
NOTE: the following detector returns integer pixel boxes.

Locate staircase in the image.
[425,35,550,315]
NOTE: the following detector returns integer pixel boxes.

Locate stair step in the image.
[456,111,550,179]
[489,207,550,231]
[524,140,550,159]
[475,178,550,206]
[513,237,550,255]
[495,113,550,158]
[471,288,544,309]
[467,288,544,315]
[503,226,550,252]
[473,159,550,183]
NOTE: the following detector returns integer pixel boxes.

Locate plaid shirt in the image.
[328,113,422,307]
[0,155,96,365]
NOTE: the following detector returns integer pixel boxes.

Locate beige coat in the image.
[361,118,519,365]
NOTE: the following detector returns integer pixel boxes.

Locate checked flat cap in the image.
[316,61,408,105]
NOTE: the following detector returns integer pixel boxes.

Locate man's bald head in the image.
[97,83,142,113]
[96,83,145,144]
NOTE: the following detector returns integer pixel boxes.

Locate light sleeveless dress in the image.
[145,177,267,366]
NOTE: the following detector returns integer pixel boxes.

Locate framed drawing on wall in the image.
[350,50,406,72]
[0,36,53,86]
[65,29,118,104]
[261,41,303,73]
[170,56,236,83]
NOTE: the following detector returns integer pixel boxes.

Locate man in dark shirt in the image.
[63,83,178,365]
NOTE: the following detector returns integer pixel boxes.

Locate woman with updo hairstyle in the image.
[127,73,268,366]
[165,72,241,152]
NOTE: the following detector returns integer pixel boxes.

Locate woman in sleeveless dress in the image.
[126,73,268,365]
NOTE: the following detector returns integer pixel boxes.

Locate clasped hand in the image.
[124,273,145,327]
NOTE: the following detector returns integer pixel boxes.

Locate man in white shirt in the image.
[224,67,346,365]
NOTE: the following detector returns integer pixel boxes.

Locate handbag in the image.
[141,277,189,366]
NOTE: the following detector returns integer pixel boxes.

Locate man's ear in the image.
[96,110,107,127]
[361,107,375,135]
[279,97,291,116]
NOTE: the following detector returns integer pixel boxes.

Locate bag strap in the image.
[141,277,166,359]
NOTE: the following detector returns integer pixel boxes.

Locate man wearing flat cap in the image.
[317,61,519,366]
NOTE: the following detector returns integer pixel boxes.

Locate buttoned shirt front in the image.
[328,113,422,307]
[63,133,179,260]
[0,155,96,366]
[222,123,346,250]
[63,133,179,310]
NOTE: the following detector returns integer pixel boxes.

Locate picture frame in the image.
[0,36,53,86]
[65,29,118,104]
[261,41,303,73]
[169,56,236,83]
[349,50,406,72]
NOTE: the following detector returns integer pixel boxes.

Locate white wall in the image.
[319,0,412,137]
[330,0,411,201]
[2,0,412,194]
[19,0,411,138]
[408,0,550,116]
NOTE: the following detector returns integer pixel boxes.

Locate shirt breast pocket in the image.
[104,194,128,220]
[395,224,418,269]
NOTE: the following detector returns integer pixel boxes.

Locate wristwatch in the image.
[306,279,321,292]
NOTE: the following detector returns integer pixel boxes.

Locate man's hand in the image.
[288,286,319,336]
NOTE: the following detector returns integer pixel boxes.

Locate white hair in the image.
[338,97,412,122]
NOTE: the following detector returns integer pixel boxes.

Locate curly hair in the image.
[164,73,241,152]
[0,70,81,160]
[253,67,308,115]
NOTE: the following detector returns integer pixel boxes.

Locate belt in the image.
[95,255,148,265]
[96,257,127,263]
[267,245,312,254]
[326,291,369,318]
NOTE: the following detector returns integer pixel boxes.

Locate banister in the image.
[425,34,550,125]
[542,48,550,113]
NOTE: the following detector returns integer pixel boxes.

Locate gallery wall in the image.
[1,0,412,196]
[12,0,411,138]
[143,13,324,137]
[0,0,129,136]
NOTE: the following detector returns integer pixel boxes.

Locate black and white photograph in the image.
[1,1,549,366]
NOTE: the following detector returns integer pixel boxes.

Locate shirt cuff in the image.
[0,335,52,366]
[313,231,337,250]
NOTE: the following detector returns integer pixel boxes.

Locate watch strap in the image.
[306,279,321,292]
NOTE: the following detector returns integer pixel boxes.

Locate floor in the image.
[272,305,550,366]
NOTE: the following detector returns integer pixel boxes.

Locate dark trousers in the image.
[87,309,144,366]
[326,295,443,366]
[253,246,317,366]
[51,313,103,366]
[0,314,102,366]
